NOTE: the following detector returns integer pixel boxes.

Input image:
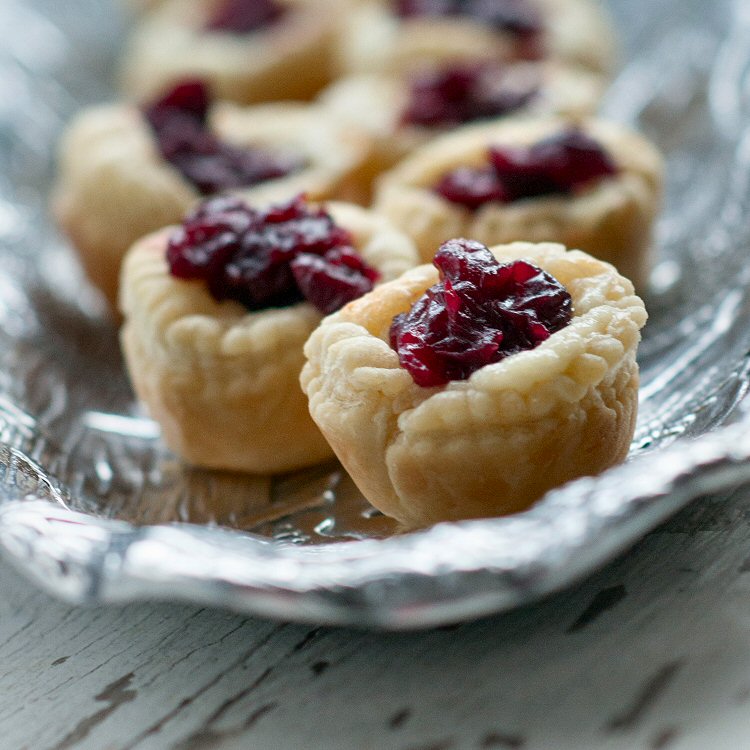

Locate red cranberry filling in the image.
[394,0,542,37]
[167,195,380,314]
[401,63,538,128]
[143,80,304,195]
[390,238,572,387]
[205,0,285,33]
[435,129,618,210]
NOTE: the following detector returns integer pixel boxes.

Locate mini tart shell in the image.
[301,241,647,527]
[318,62,605,194]
[121,0,339,104]
[335,0,616,79]
[374,117,664,290]
[52,101,370,309]
[119,202,419,474]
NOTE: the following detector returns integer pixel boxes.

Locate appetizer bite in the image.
[120,194,418,473]
[302,238,647,526]
[53,80,369,307]
[122,0,340,103]
[375,117,664,289]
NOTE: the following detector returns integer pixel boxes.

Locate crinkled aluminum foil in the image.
[0,0,747,627]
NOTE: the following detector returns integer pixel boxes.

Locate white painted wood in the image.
[2,488,750,750]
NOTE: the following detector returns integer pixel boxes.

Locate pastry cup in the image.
[52,100,370,308]
[120,202,418,474]
[319,62,605,189]
[374,117,664,289]
[301,241,647,527]
[335,0,616,79]
[121,0,339,104]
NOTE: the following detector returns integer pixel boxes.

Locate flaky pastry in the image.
[301,241,647,527]
[121,0,339,104]
[120,202,418,474]
[374,117,663,289]
[53,100,370,308]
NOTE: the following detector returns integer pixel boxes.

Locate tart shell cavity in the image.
[374,117,664,289]
[120,202,418,474]
[53,100,370,309]
[121,0,339,104]
[301,241,647,527]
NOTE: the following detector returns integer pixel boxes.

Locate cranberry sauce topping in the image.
[167,195,380,314]
[143,80,304,195]
[435,128,618,210]
[389,238,572,387]
[401,63,537,128]
[205,0,285,33]
[394,0,542,37]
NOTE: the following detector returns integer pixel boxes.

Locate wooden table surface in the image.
[3,484,750,750]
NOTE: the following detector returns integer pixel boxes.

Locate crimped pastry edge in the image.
[119,201,418,473]
[301,241,647,524]
[373,116,664,286]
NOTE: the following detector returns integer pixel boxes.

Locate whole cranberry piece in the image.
[291,246,380,315]
[143,80,305,195]
[401,63,538,128]
[435,129,618,209]
[167,195,380,314]
[205,0,286,33]
[389,238,572,386]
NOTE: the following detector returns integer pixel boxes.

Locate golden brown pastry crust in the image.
[335,0,616,79]
[120,202,419,474]
[301,241,647,527]
[121,0,339,104]
[319,62,605,193]
[52,101,371,309]
[374,117,664,289]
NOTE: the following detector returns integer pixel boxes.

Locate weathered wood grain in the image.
[3,487,750,749]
